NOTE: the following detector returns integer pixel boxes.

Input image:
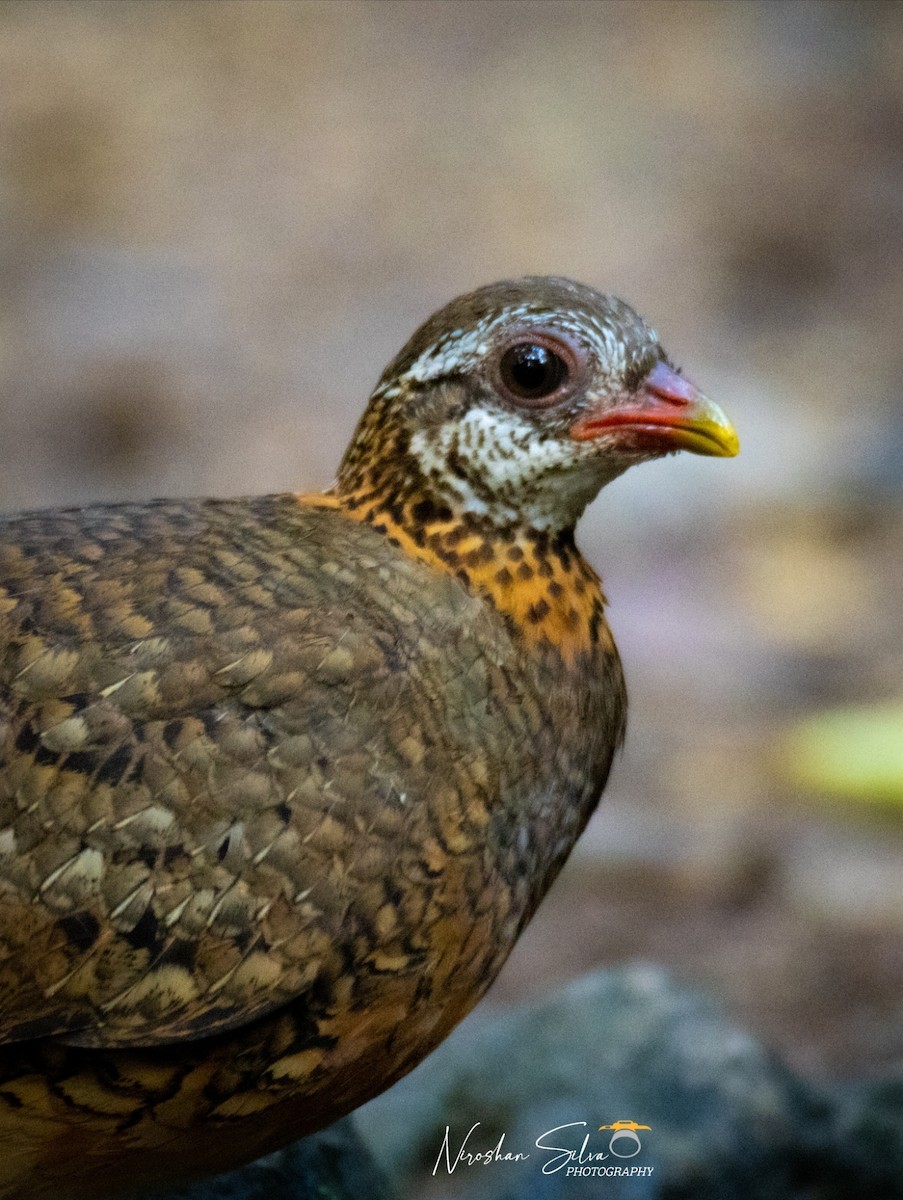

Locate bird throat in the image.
[297,488,613,664]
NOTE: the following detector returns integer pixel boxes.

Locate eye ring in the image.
[493,331,585,409]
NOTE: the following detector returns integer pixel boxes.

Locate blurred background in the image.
[0,0,901,1136]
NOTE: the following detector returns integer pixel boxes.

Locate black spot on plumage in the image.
[588,598,605,644]
[201,712,220,739]
[33,743,61,767]
[552,529,573,554]
[96,743,133,786]
[231,928,254,955]
[527,599,551,624]
[15,723,40,754]
[163,720,182,750]
[532,530,551,555]
[57,911,101,953]
[124,907,160,954]
[411,498,438,524]
[161,938,197,971]
[63,750,102,776]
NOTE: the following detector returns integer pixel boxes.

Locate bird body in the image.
[0,498,622,1196]
[0,278,737,1197]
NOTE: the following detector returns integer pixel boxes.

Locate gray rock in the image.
[148,1116,397,1200]
[830,1072,903,1197]
[356,966,896,1198]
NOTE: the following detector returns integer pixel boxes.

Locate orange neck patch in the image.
[297,490,612,663]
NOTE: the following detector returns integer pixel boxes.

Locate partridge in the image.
[0,277,737,1198]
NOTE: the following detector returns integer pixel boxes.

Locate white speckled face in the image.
[382,284,663,529]
[409,405,631,531]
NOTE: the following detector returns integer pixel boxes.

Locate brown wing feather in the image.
[0,496,508,1048]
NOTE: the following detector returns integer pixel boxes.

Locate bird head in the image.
[336,276,738,537]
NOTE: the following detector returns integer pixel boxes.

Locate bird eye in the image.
[498,341,571,407]
[494,332,583,409]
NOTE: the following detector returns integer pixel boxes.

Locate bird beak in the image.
[570,360,739,457]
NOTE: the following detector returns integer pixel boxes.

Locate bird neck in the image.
[298,482,614,665]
